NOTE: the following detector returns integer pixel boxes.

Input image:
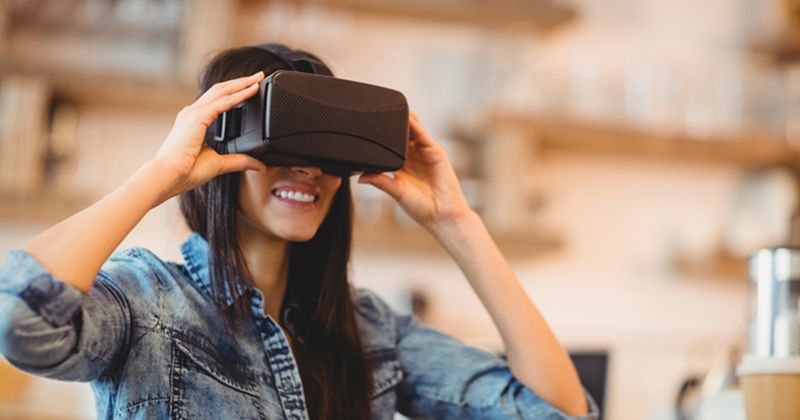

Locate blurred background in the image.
[2,0,800,419]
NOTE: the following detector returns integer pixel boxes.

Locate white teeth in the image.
[273,189,316,203]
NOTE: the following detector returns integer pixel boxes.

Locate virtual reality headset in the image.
[209,43,409,177]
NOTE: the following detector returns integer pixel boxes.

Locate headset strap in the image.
[254,43,333,76]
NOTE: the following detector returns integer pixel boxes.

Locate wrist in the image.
[135,159,183,208]
[428,208,482,242]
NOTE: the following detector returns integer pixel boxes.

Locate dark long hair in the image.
[179,46,373,420]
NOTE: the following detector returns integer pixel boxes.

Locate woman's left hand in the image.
[357,111,472,232]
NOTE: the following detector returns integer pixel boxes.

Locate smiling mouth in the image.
[271,188,319,203]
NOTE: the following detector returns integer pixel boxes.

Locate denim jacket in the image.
[0,233,599,419]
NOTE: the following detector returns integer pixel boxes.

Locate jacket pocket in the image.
[173,338,260,396]
[368,347,404,399]
[170,338,267,419]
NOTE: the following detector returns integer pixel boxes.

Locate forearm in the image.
[429,210,588,416]
[22,160,175,294]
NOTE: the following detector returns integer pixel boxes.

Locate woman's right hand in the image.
[19,71,270,295]
[153,71,268,201]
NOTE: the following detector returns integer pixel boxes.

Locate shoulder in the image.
[351,286,414,349]
[352,286,399,322]
[100,247,166,282]
[97,246,189,301]
[97,246,218,326]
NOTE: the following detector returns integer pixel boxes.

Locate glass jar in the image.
[749,247,800,357]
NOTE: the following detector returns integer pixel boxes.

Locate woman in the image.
[0,45,598,419]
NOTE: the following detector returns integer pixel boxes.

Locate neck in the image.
[236,216,290,321]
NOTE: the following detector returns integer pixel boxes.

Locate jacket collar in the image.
[178,233,300,337]
[180,232,243,307]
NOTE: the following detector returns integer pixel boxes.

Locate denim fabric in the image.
[0,233,600,419]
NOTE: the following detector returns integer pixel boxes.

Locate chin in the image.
[275,227,318,242]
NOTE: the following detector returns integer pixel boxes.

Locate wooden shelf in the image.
[5,0,184,40]
[0,63,197,111]
[284,0,576,32]
[50,72,197,111]
[0,192,93,223]
[674,248,750,280]
[353,217,562,259]
[751,29,800,65]
[753,38,800,64]
[486,112,800,168]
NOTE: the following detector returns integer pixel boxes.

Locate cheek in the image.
[322,180,343,209]
[239,172,272,213]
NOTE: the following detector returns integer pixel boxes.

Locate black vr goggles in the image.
[209,43,409,177]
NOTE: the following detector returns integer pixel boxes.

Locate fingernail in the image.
[253,70,264,78]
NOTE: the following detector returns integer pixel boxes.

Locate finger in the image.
[195,71,264,107]
[358,172,403,200]
[205,82,261,119]
[217,153,268,175]
[408,116,439,148]
[188,82,260,128]
[205,71,263,100]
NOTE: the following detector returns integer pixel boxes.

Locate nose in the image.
[290,166,323,177]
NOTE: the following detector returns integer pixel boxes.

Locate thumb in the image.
[217,154,267,175]
[358,172,403,200]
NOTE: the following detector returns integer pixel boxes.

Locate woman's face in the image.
[237,166,343,242]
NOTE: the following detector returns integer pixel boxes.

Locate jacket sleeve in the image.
[0,249,135,382]
[358,288,600,420]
